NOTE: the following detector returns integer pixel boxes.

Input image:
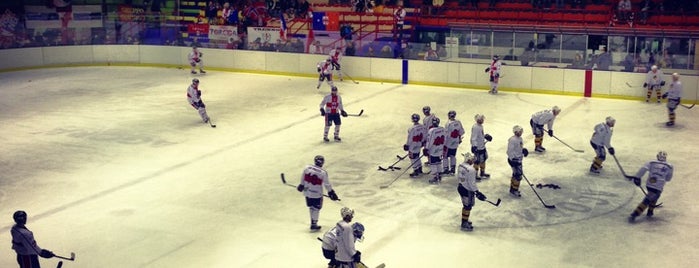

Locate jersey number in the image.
[412,134,423,142]
[432,136,445,146]
[450,130,460,138]
[304,173,323,185]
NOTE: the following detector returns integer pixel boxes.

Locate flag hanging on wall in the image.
[312,12,339,31]
[279,13,287,41]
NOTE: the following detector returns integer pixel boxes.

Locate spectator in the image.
[298,0,310,18]
[520,46,536,66]
[424,46,439,60]
[593,47,612,70]
[394,4,406,40]
[310,40,324,54]
[345,41,356,56]
[380,43,393,58]
[206,1,220,25]
[571,52,585,68]
[622,53,637,72]
[617,0,631,21]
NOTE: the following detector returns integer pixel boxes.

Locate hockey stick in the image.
[611,154,636,180]
[378,153,408,171]
[207,118,216,128]
[348,109,364,117]
[380,154,423,189]
[680,103,696,109]
[482,197,501,207]
[342,71,359,84]
[521,174,556,209]
[55,252,75,261]
[550,133,584,153]
[281,173,340,201]
[625,82,638,88]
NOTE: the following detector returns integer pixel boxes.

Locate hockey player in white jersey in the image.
[507,125,528,197]
[661,73,683,126]
[329,46,344,81]
[425,117,446,184]
[297,155,340,231]
[322,207,365,268]
[484,55,502,94]
[589,116,616,174]
[320,86,348,142]
[317,58,335,89]
[470,114,493,180]
[334,207,362,268]
[457,153,487,231]
[628,151,673,222]
[404,113,427,177]
[422,106,438,129]
[188,46,206,74]
[643,65,665,103]
[443,111,465,175]
[530,106,561,153]
[186,78,211,124]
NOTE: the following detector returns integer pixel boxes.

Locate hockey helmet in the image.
[432,117,440,127]
[192,78,200,84]
[492,55,500,61]
[13,210,27,225]
[314,155,325,167]
[352,222,365,241]
[326,57,332,62]
[672,73,680,80]
[474,114,485,123]
[605,116,616,127]
[422,106,431,115]
[462,152,475,163]
[657,151,667,162]
[411,113,420,123]
[341,207,354,219]
[513,125,524,135]
[331,86,338,92]
[552,106,561,115]
[448,110,456,119]
[651,65,658,71]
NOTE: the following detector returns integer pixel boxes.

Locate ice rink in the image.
[1,66,698,268]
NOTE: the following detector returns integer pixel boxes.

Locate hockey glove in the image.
[352,251,362,263]
[403,144,409,151]
[522,148,529,157]
[632,177,641,186]
[320,108,326,116]
[608,147,615,155]
[198,101,205,108]
[484,67,490,73]
[471,146,477,153]
[484,134,493,142]
[39,249,54,258]
[475,191,487,201]
[341,110,348,117]
[328,190,339,201]
[423,148,429,158]
[296,184,304,192]
[643,82,648,88]
[662,92,668,99]
[548,129,554,137]
[660,81,666,86]
[317,67,321,73]
[197,90,202,97]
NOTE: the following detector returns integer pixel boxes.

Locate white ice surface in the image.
[1,67,698,268]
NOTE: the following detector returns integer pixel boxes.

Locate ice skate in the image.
[323,137,330,142]
[628,213,638,223]
[460,221,473,231]
[428,176,441,184]
[646,210,654,217]
[334,136,341,142]
[310,224,322,231]
[409,170,421,178]
[535,146,546,152]
[666,121,674,126]
[191,71,197,74]
[199,69,206,74]
[510,189,521,197]
[480,172,490,179]
[589,166,600,174]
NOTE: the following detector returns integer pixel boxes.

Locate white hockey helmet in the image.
[605,116,616,127]
[341,207,354,219]
[462,152,475,163]
[513,125,524,135]
[657,151,667,162]
[552,106,561,115]
[651,65,658,70]
[672,73,680,80]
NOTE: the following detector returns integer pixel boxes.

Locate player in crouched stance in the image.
[530,106,561,153]
[405,113,427,177]
[425,117,446,184]
[457,153,487,231]
[507,125,528,197]
[321,207,365,268]
[298,155,340,231]
[186,78,210,124]
[333,208,363,268]
[662,73,682,126]
[628,151,673,222]
[320,86,348,142]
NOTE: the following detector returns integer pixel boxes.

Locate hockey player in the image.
[186,78,211,124]
[188,46,206,74]
[404,113,427,177]
[425,117,446,184]
[443,111,465,175]
[334,208,362,268]
[530,106,561,153]
[457,153,488,231]
[643,65,665,103]
[589,116,616,174]
[484,55,502,94]
[320,86,348,142]
[470,114,493,180]
[297,155,340,231]
[421,106,438,128]
[628,151,673,222]
[322,208,364,268]
[317,58,335,89]
[11,210,55,268]
[662,73,683,126]
[507,125,529,197]
[328,46,344,81]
